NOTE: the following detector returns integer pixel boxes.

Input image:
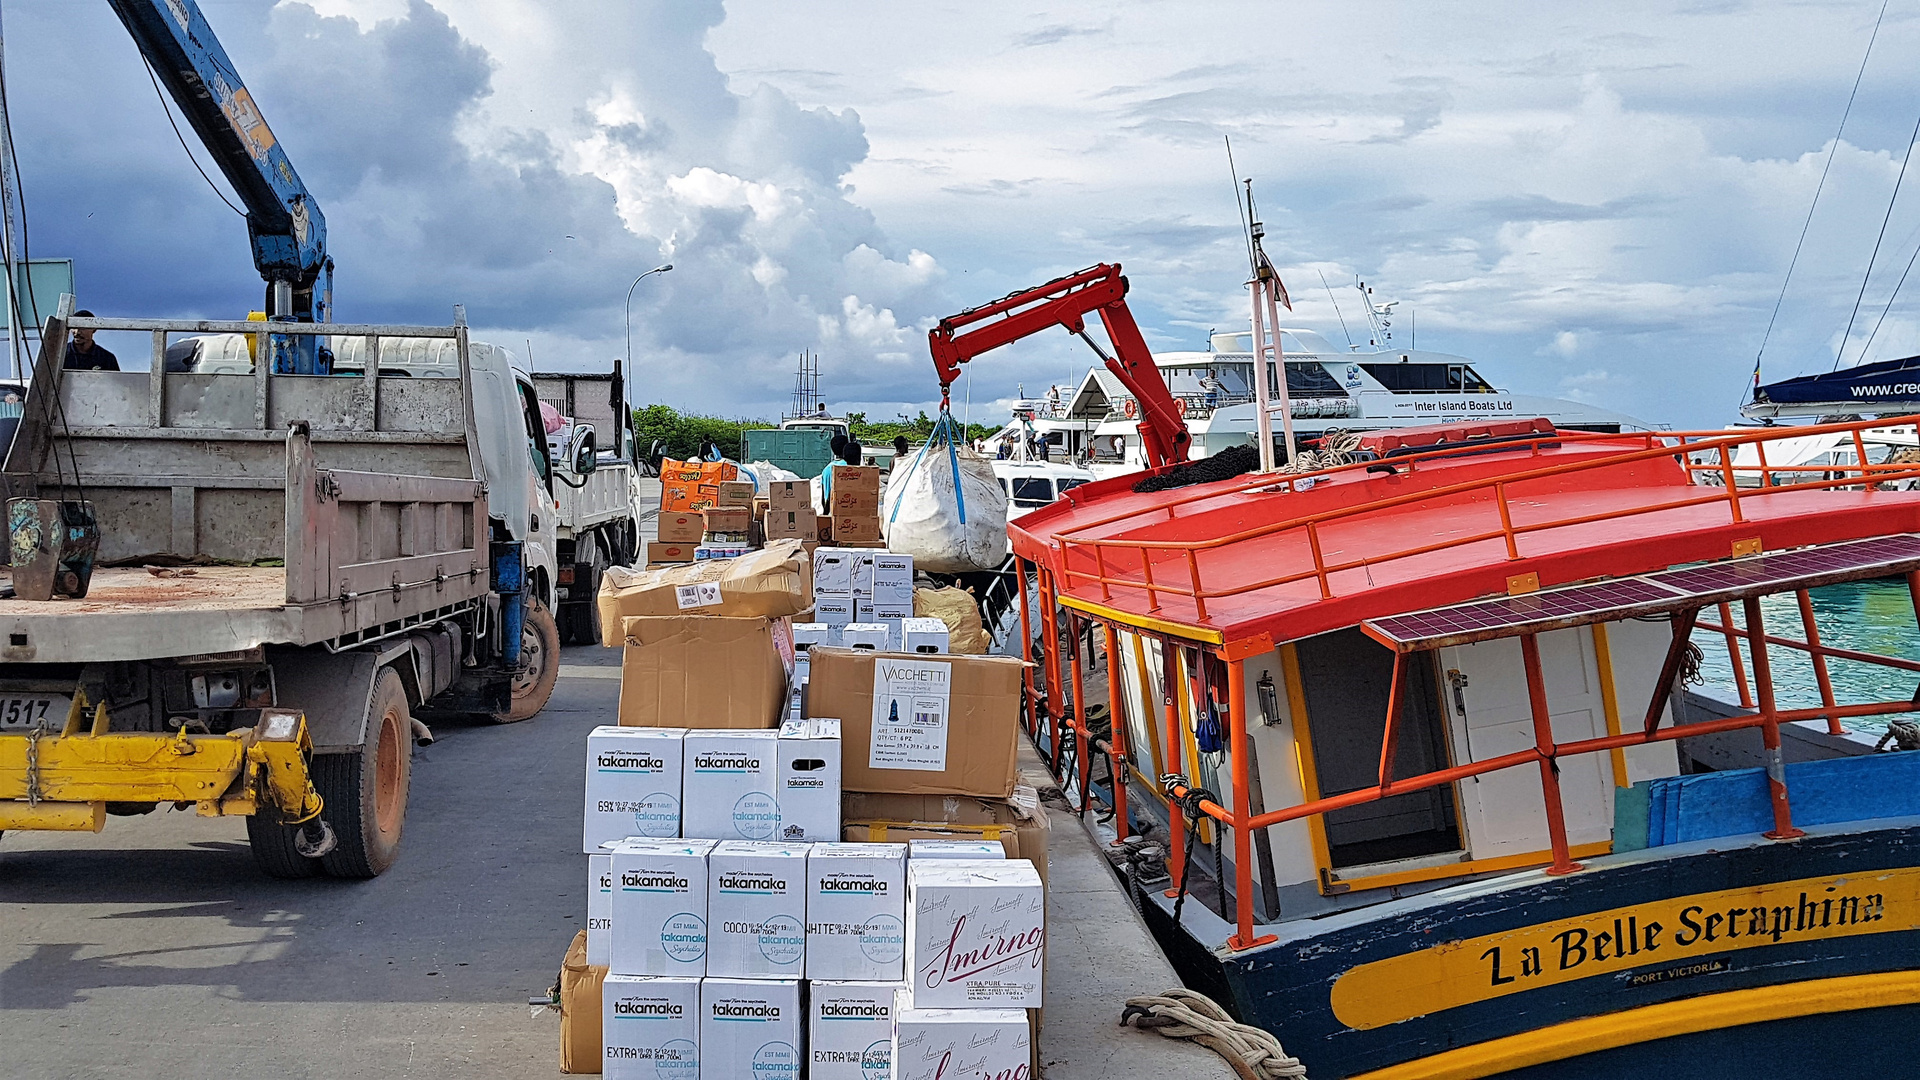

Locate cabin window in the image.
[1272,361,1347,398]
[1010,477,1054,507]
[1056,478,1088,494]
[1360,362,1494,393]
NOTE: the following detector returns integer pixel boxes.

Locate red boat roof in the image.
[1010,421,1920,648]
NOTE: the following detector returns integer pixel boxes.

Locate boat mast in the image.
[1244,181,1295,468]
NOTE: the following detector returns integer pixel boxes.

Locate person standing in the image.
[63,310,119,371]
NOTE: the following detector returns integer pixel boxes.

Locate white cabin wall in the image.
[1595,618,1684,783]
[1235,649,1320,892]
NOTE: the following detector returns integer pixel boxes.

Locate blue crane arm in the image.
[108,0,330,321]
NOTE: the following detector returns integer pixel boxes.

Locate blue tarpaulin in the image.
[1632,751,1920,847]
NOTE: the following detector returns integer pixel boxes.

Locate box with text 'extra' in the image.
[609,838,715,977]
[777,717,842,842]
[708,840,811,979]
[906,859,1044,1009]
[701,978,803,1080]
[588,854,613,967]
[809,980,904,1080]
[891,996,1031,1080]
[584,726,685,853]
[682,729,781,841]
[601,974,700,1080]
[808,842,908,982]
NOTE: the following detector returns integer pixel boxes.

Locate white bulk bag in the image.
[882,420,1009,573]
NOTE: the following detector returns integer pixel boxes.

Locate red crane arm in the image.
[927,263,1191,468]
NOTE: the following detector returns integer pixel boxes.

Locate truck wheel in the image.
[246,805,322,879]
[495,598,560,723]
[315,669,413,879]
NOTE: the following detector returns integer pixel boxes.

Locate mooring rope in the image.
[1120,988,1309,1080]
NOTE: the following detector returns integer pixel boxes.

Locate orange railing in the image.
[1042,417,1920,622]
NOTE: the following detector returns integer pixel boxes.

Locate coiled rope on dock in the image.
[1120,988,1309,1080]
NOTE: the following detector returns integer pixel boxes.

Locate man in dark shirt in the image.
[63,310,118,371]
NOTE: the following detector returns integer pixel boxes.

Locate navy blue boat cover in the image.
[1757,354,1920,405]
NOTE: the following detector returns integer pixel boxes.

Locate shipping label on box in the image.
[814,596,856,627]
[909,839,1005,860]
[707,840,811,979]
[588,854,614,967]
[814,547,856,594]
[585,726,685,853]
[841,623,893,652]
[609,839,716,977]
[870,657,953,772]
[682,730,781,841]
[891,996,1031,1080]
[776,717,842,842]
[906,859,1044,1008]
[810,981,904,1080]
[898,618,950,654]
[807,843,907,982]
[656,512,705,544]
[602,975,700,1080]
[702,978,803,1080]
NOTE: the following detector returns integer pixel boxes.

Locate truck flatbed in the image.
[0,567,303,663]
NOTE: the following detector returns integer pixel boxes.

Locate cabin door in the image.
[1438,628,1614,861]
[1297,629,1462,868]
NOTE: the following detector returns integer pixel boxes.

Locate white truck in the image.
[0,302,580,878]
[534,367,642,644]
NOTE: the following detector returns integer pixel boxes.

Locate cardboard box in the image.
[830,488,881,517]
[609,839,716,977]
[717,480,758,507]
[601,975,700,1080]
[855,600,913,625]
[905,859,1044,1008]
[891,997,1030,1080]
[599,540,810,627]
[792,622,840,653]
[708,840,811,979]
[618,616,792,730]
[898,618,950,654]
[701,979,802,1080]
[682,730,782,840]
[589,855,614,967]
[656,512,705,544]
[830,464,881,494]
[775,717,842,841]
[910,839,1005,860]
[805,649,1023,798]
[767,479,810,511]
[839,623,893,652]
[810,981,904,1080]
[856,553,915,604]
[765,508,817,540]
[584,726,685,852]
[814,596,855,627]
[841,791,1050,889]
[559,931,607,1074]
[829,515,884,544]
[645,541,697,564]
[703,507,753,536]
[818,516,836,542]
[813,547,856,595]
[807,843,908,982]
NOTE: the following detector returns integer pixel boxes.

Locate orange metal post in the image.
[1520,633,1582,875]
[1377,651,1405,793]
[1796,589,1844,736]
[1040,571,1065,772]
[1103,622,1132,842]
[1495,482,1520,560]
[1719,602,1755,709]
[1016,558,1036,737]
[1225,655,1276,951]
[1067,611,1092,816]
[1744,596,1804,840]
[1161,641,1188,897]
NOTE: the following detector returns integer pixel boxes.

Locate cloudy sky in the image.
[11,0,1920,428]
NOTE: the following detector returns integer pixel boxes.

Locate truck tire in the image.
[315,669,413,879]
[495,597,560,723]
[245,805,322,879]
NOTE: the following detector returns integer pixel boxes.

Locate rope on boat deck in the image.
[1121,988,1308,1080]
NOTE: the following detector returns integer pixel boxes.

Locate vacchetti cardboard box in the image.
[906,858,1044,1009]
[608,838,715,978]
[707,840,811,979]
[701,978,802,1080]
[891,996,1030,1080]
[776,717,842,842]
[807,842,908,982]
[601,975,700,1080]
[618,616,792,730]
[810,980,904,1080]
[805,649,1023,798]
[584,726,685,852]
[682,730,782,840]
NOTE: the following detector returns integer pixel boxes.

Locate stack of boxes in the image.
[824,465,882,545]
[764,480,816,543]
[810,549,915,641]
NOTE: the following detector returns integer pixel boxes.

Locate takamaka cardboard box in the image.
[814,597,855,627]
[707,840,811,979]
[644,541,696,564]
[617,616,792,730]
[807,843,907,982]
[775,717,842,842]
[598,540,811,628]
[840,790,1050,889]
[559,930,607,1074]
[810,981,903,1080]
[717,480,758,507]
[804,649,1023,798]
[583,726,684,852]
[656,511,705,544]
[609,838,716,977]
[701,979,803,1080]
[601,975,700,1080]
[682,730,782,840]
[588,855,614,967]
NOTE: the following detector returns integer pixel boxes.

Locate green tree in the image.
[631,404,773,462]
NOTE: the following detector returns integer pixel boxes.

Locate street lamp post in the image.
[624,263,673,370]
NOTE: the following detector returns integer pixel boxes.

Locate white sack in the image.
[881,441,1009,573]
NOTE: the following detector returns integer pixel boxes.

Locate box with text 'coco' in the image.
[807,842,907,982]
[708,840,811,979]
[601,974,700,1080]
[891,996,1031,1080]
[701,978,803,1080]
[681,729,781,841]
[810,980,905,1080]
[776,716,842,842]
[588,854,614,967]
[906,858,1044,1009]
[609,838,715,977]
[584,726,685,853]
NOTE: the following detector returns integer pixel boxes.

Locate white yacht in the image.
[981,397,1095,518]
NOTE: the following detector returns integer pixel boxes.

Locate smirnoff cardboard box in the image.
[588,854,614,967]
[807,842,908,981]
[814,547,857,595]
[810,981,905,1080]
[701,978,803,1080]
[682,730,782,840]
[618,616,793,729]
[805,649,1023,798]
[891,997,1030,1080]
[776,717,842,842]
[906,858,1044,1009]
[601,974,700,1080]
[609,838,715,977]
[584,726,685,852]
[708,840,811,979]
